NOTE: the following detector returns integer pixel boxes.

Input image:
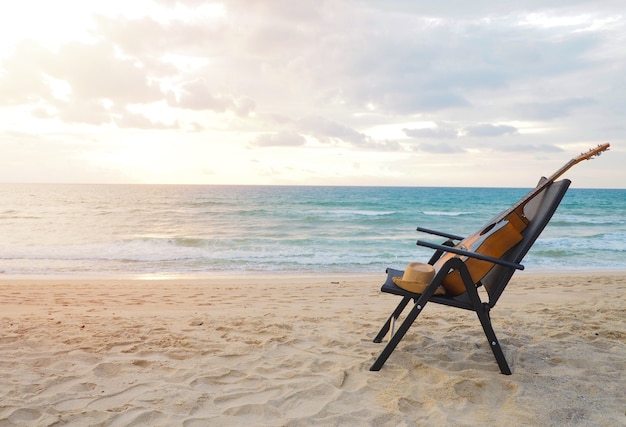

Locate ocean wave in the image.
[235,208,272,216]
[550,218,625,226]
[0,235,417,275]
[422,211,475,217]
[324,210,397,217]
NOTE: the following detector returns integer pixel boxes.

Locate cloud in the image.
[52,42,162,103]
[252,131,306,147]
[297,116,368,145]
[0,41,53,106]
[173,79,255,116]
[0,40,165,126]
[0,1,624,186]
[92,14,224,64]
[496,144,564,153]
[404,123,459,139]
[414,142,466,154]
[2,1,609,125]
[54,99,113,126]
[404,122,518,139]
[113,110,180,130]
[462,123,518,137]
[175,80,236,112]
[295,115,403,151]
[516,97,593,120]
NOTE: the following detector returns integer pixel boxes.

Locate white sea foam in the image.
[422,211,475,216]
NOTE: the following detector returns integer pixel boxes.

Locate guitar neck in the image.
[489,143,609,224]
[497,159,576,221]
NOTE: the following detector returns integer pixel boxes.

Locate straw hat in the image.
[392,262,445,295]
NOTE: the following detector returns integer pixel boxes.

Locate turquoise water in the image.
[0,184,624,276]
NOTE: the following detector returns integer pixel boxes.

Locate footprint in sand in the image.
[92,362,124,377]
[8,408,41,423]
[453,378,517,406]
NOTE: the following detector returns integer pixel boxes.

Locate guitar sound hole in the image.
[480,223,496,236]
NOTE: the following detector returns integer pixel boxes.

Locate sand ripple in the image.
[0,274,624,426]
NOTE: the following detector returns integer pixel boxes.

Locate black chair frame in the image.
[370,179,571,374]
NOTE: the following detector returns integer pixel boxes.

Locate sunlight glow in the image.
[0,1,622,187]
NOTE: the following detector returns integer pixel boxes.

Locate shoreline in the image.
[2,267,625,283]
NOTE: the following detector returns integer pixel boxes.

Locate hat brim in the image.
[392,277,445,295]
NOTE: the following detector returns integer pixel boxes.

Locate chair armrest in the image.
[416,240,525,270]
[416,227,464,241]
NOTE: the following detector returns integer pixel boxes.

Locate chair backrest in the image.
[481,178,571,306]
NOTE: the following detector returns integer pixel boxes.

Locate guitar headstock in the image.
[575,143,610,163]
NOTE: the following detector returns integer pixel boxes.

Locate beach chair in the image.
[370,178,571,374]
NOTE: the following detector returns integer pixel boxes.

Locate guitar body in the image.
[434,211,527,295]
[424,144,610,296]
[429,143,609,296]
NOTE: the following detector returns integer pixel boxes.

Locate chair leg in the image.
[475,308,512,375]
[451,259,512,376]
[370,297,428,371]
[373,296,412,343]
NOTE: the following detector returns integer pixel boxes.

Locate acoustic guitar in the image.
[434,143,610,296]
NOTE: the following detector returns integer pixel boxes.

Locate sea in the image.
[1,183,624,278]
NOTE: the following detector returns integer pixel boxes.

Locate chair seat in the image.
[381,268,474,310]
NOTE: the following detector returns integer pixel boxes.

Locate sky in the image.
[0,1,624,188]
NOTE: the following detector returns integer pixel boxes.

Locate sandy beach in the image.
[0,272,624,426]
